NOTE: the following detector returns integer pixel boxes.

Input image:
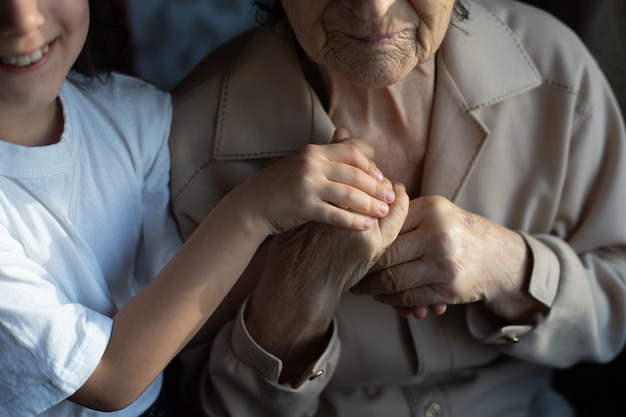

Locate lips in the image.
[1,43,50,67]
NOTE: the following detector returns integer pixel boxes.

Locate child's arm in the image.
[69,142,401,411]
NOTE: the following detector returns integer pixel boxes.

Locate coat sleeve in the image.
[467,60,626,367]
[200,299,341,417]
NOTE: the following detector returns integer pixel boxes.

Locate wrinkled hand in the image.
[246,183,409,385]
[352,195,533,321]
[265,182,410,300]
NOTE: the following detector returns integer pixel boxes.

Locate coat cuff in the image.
[231,296,341,387]
[520,231,560,308]
[467,232,559,344]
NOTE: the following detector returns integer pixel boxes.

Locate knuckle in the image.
[442,259,463,278]
[351,165,366,182]
[326,208,343,226]
[293,161,320,188]
[343,187,361,206]
[294,147,321,172]
[344,142,359,154]
[344,142,363,161]
[383,269,405,293]
[430,194,450,209]
[301,143,319,156]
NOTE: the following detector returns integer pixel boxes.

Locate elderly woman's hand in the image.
[352,195,545,322]
[245,182,409,386]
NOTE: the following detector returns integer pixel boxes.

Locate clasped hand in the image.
[352,195,531,320]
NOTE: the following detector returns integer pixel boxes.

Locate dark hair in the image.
[71,0,134,78]
[71,40,97,77]
[70,2,96,77]
[254,0,469,26]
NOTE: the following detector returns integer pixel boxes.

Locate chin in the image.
[336,55,417,89]
[346,67,412,89]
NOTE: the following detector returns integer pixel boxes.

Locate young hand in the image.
[231,140,396,236]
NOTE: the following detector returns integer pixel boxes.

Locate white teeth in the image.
[16,55,32,66]
[30,49,43,62]
[2,44,50,67]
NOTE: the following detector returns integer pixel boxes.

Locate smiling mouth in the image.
[1,43,51,67]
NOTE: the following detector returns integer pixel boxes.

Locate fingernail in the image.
[379,203,389,215]
[375,169,384,181]
[363,218,372,229]
[385,189,395,203]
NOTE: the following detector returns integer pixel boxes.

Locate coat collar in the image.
[421,1,541,200]
[213,0,541,164]
[438,1,541,111]
[213,26,334,160]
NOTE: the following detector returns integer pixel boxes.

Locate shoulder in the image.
[471,0,580,42]
[64,71,172,135]
[469,0,599,84]
[62,72,174,169]
[65,71,172,121]
[444,0,612,118]
[169,27,303,238]
[168,30,260,216]
[67,72,171,109]
[168,29,256,145]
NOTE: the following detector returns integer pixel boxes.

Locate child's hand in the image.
[232,140,396,236]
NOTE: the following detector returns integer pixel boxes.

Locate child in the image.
[0,1,407,416]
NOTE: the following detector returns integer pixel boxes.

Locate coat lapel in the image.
[422,61,490,202]
[214,25,335,161]
[422,1,541,201]
[213,0,542,205]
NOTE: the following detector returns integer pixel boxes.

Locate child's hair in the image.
[71,38,96,77]
[72,0,134,78]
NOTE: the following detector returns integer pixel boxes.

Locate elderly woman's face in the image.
[282,0,455,88]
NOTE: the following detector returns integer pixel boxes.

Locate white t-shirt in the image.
[0,72,182,416]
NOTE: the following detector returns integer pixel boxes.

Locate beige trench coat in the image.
[169,0,626,415]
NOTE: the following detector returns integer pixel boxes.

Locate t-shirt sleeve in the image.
[0,229,112,416]
[130,81,183,293]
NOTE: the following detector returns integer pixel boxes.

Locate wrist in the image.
[220,188,273,240]
[245,280,338,385]
[246,282,337,351]
[485,290,546,324]
[483,234,547,323]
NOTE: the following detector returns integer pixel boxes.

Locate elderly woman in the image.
[168,0,626,416]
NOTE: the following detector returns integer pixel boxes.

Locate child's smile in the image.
[1,41,51,68]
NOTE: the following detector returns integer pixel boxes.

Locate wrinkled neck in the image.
[304,57,437,197]
[315,58,436,137]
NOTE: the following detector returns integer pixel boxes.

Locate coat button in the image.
[307,369,324,381]
[424,402,442,417]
